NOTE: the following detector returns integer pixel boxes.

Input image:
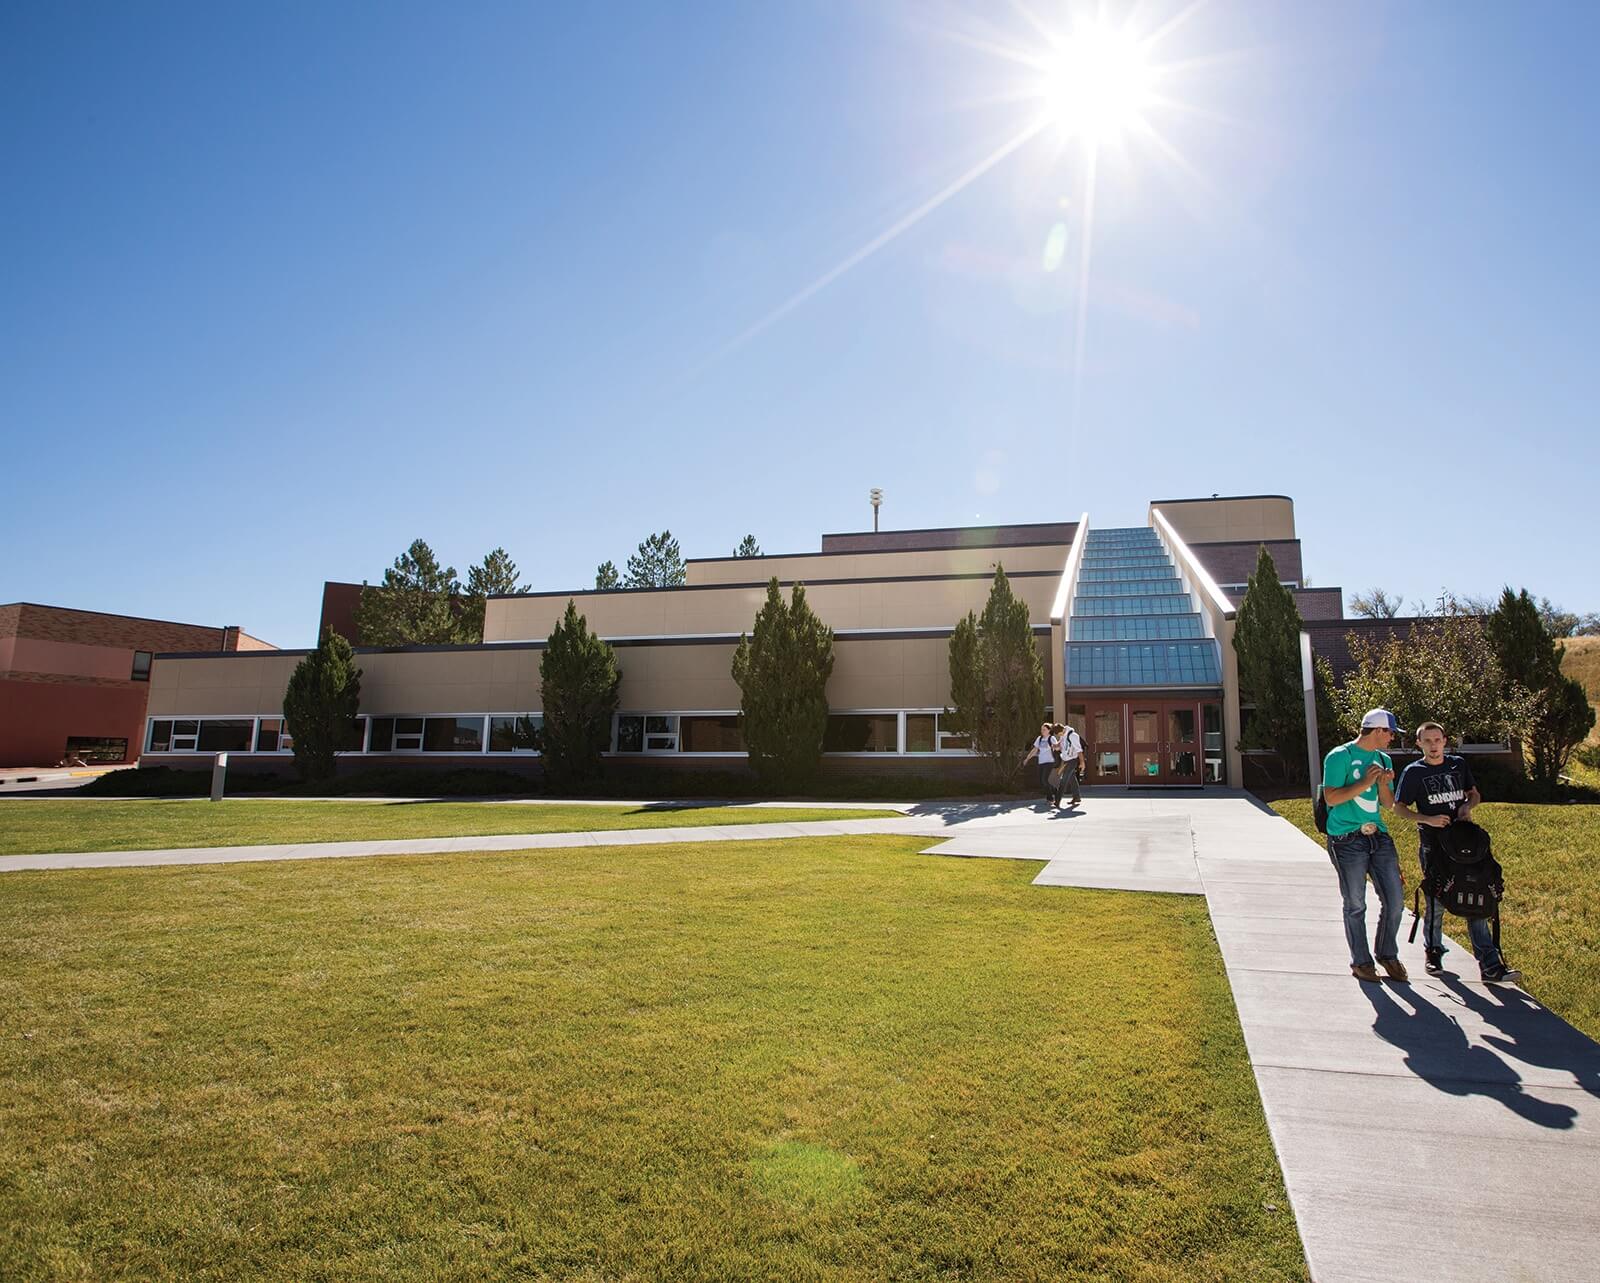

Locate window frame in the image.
[130,651,153,682]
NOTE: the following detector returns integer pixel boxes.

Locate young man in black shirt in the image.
[1392,721,1520,983]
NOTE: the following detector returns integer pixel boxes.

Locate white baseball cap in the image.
[1360,708,1402,733]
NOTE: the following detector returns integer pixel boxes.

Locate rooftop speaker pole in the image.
[869,488,883,533]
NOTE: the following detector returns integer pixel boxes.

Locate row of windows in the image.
[146,711,976,758]
[1070,615,1206,641]
[1066,642,1224,687]
[1074,594,1195,617]
[1080,553,1172,569]
[1076,578,1186,597]
[1078,565,1175,582]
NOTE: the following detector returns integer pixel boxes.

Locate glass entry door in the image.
[1085,701,1126,784]
[1129,703,1164,781]
[1165,702,1202,784]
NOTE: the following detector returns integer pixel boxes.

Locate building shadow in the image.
[1436,977,1600,1099]
[1360,982,1579,1129]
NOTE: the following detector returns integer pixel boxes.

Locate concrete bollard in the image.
[210,752,228,802]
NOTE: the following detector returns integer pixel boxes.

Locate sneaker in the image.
[1481,964,1523,985]
[1378,957,1409,982]
[1351,963,1382,983]
[1424,949,1444,975]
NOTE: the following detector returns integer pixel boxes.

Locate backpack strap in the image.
[1408,884,1421,943]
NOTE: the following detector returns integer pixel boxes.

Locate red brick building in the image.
[0,603,273,767]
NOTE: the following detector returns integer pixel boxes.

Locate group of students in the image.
[1322,708,1520,985]
[1022,721,1085,810]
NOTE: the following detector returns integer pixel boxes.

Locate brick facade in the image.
[0,603,272,766]
[821,522,1077,554]
[1190,540,1304,588]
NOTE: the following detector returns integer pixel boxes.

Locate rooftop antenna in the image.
[869,487,883,533]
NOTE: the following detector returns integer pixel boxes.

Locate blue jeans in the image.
[1327,830,1405,968]
[1419,844,1503,970]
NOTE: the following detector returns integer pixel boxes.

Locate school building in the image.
[139,494,1397,787]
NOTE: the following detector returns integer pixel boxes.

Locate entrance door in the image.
[1072,698,1212,785]
[1129,702,1164,782]
[1165,701,1202,784]
[1085,701,1126,784]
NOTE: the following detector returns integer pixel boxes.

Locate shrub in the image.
[539,601,622,789]
[731,579,834,790]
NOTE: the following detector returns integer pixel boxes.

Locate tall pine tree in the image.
[624,531,686,588]
[732,579,835,789]
[944,566,1044,787]
[354,539,462,645]
[460,547,528,643]
[1232,545,1311,782]
[1487,587,1595,788]
[539,600,622,789]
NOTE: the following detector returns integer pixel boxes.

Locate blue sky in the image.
[3,1,1596,645]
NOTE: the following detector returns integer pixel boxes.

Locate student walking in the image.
[1053,722,1085,809]
[1393,722,1521,983]
[1022,723,1059,807]
[1322,709,1408,983]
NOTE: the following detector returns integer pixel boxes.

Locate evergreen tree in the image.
[595,560,621,590]
[943,566,1044,787]
[460,547,527,643]
[624,531,686,588]
[282,632,362,782]
[539,600,622,789]
[354,539,462,645]
[731,579,835,789]
[1487,587,1596,787]
[734,535,761,558]
[1232,544,1311,781]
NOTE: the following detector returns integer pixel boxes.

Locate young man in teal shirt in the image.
[1323,708,1407,983]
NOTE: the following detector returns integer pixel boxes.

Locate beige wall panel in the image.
[487,559,1069,642]
[686,542,1069,586]
[1150,498,1295,546]
[488,649,537,684]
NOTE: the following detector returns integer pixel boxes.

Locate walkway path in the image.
[4,792,1596,1281]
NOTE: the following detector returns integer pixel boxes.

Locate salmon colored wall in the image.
[0,679,149,766]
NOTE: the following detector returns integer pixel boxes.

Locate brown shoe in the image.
[1351,963,1382,983]
[1379,957,1409,982]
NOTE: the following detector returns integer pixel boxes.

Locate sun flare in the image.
[1040,23,1154,144]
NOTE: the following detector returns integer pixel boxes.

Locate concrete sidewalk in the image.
[3,792,1596,1280]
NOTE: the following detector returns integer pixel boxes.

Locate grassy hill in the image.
[1561,635,1600,745]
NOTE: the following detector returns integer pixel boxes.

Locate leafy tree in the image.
[734,535,761,558]
[1487,587,1596,786]
[731,579,835,789]
[539,600,622,789]
[943,566,1044,788]
[282,632,362,783]
[1331,614,1531,748]
[460,547,528,643]
[355,539,462,645]
[1349,587,1403,619]
[1234,545,1312,781]
[1537,597,1579,639]
[595,560,621,590]
[624,531,686,588]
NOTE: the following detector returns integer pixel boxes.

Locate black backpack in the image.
[1409,819,1505,945]
[1313,786,1330,835]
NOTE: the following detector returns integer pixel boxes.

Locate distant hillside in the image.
[1562,635,1600,744]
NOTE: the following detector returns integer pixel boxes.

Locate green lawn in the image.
[1272,799,1600,1042]
[0,799,901,856]
[0,836,1307,1282]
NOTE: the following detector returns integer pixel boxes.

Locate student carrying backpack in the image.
[1394,722,1520,983]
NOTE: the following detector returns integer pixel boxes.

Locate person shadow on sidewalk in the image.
[1360,982,1579,1129]
[1436,976,1600,1099]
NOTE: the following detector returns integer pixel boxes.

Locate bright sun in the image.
[1041,23,1154,144]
